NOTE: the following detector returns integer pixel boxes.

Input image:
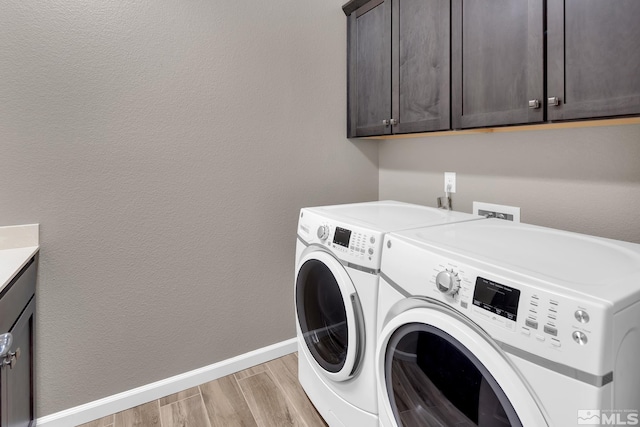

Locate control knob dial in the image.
[436,269,461,296]
[317,225,330,241]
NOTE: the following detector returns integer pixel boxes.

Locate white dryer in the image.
[376,219,640,427]
[295,201,483,427]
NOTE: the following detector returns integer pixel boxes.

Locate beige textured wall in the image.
[379,124,640,243]
[0,0,377,416]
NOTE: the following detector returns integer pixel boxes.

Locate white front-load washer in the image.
[376,218,640,427]
[294,201,483,427]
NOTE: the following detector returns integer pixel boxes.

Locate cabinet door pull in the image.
[548,96,560,106]
[528,99,541,109]
[382,119,390,126]
[2,348,20,369]
[390,118,397,125]
[10,348,21,368]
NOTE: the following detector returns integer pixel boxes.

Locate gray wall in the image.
[3,0,638,418]
[0,0,378,416]
[379,124,640,243]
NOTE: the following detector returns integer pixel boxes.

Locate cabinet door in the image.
[347,0,392,137]
[391,0,450,133]
[547,0,640,121]
[2,298,35,427]
[452,0,544,129]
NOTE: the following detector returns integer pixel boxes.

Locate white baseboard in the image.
[37,337,298,427]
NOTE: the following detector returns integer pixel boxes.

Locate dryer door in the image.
[376,298,549,427]
[295,250,363,382]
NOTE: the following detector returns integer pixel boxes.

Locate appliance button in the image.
[525,319,539,329]
[536,335,545,342]
[521,328,531,337]
[368,248,374,255]
[543,325,558,336]
[551,339,561,348]
[572,331,588,345]
[370,236,375,244]
[575,310,590,324]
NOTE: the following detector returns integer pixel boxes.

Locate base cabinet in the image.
[0,260,36,427]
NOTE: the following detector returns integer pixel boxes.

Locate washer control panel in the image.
[381,233,614,375]
[424,258,609,374]
[519,293,567,348]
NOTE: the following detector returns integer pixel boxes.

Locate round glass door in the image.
[386,323,522,427]
[295,251,360,381]
[377,302,548,427]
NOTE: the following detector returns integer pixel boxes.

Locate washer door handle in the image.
[349,292,366,376]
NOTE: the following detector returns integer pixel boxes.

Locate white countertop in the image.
[0,224,39,294]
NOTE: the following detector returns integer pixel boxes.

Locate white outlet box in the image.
[444,172,456,193]
[473,202,521,223]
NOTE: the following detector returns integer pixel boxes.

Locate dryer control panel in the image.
[297,209,383,270]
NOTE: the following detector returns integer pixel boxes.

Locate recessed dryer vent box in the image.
[473,202,520,223]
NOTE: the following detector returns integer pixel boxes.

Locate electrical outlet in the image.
[444,172,456,193]
[473,202,520,222]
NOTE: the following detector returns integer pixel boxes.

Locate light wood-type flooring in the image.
[78,353,328,427]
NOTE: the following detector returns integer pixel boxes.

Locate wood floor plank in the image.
[159,386,201,407]
[199,374,258,427]
[266,354,327,427]
[114,401,161,427]
[238,371,304,427]
[81,354,329,427]
[159,394,211,427]
[77,414,115,427]
[234,363,268,380]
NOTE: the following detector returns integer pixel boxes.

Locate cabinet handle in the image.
[528,99,541,109]
[2,348,20,369]
[382,119,390,126]
[548,97,560,106]
[11,347,21,368]
[390,119,397,125]
[0,333,12,358]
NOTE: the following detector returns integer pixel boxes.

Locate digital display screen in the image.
[473,277,520,321]
[333,227,351,248]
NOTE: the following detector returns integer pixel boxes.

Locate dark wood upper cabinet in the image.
[452,0,544,129]
[346,0,450,137]
[547,0,640,121]
[392,0,450,134]
[344,0,639,137]
[347,0,392,137]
